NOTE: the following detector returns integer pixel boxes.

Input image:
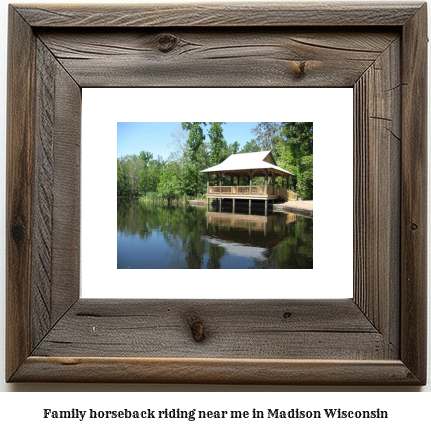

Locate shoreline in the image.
[188,199,313,218]
[273,201,313,218]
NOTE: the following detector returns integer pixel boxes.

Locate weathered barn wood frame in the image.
[6,3,427,384]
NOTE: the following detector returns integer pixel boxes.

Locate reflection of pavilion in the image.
[206,211,297,231]
[204,210,297,257]
[202,236,268,260]
[201,150,298,213]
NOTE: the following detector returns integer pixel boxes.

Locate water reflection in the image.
[204,210,297,259]
[117,200,312,269]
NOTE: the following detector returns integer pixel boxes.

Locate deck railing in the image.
[207,185,298,200]
[278,188,299,201]
[208,186,266,195]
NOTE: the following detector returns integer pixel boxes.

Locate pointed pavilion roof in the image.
[200,150,294,176]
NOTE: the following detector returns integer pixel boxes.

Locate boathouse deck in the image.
[206,185,297,201]
[201,150,298,205]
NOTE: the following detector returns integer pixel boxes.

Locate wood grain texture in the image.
[15,2,423,27]
[37,29,398,88]
[6,7,36,381]
[32,299,384,360]
[400,3,428,384]
[7,11,82,382]
[31,40,81,349]
[353,38,401,359]
[12,357,420,385]
[31,40,56,347]
[50,52,81,324]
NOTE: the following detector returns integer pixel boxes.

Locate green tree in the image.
[181,122,208,196]
[279,122,313,199]
[127,155,144,196]
[137,151,153,194]
[117,154,144,197]
[208,122,227,166]
[117,151,163,197]
[157,163,182,204]
[299,154,313,200]
[117,157,130,197]
[240,139,260,154]
[251,122,282,153]
[146,156,164,192]
[181,122,206,163]
[228,140,240,155]
[182,164,200,197]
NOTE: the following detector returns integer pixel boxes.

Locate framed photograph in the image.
[82,87,351,300]
[6,2,427,384]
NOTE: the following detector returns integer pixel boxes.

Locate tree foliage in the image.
[240,122,313,199]
[251,122,282,153]
[181,122,206,163]
[279,122,313,199]
[117,154,163,198]
[117,122,313,201]
[240,138,260,154]
[208,122,227,166]
[157,163,182,204]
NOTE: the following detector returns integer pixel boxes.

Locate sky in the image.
[117,122,260,160]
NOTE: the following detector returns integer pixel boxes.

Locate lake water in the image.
[117,199,313,269]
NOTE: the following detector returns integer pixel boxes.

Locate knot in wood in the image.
[11,222,25,246]
[294,61,307,79]
[186,314,206,342]
[411,223,418,231]
[157,34,178,53]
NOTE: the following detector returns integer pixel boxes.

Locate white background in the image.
[0,0,430,425]
[81,87,353,299]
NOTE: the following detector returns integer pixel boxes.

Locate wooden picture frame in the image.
[6,2,427,385]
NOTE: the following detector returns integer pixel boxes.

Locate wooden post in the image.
[219,173,222,194]
[232,198,235,213]
[207,173,209,193]
[249,170,252,195]
[265,200,268,216]
[265,169,268,194]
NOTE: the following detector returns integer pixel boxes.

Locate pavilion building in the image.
[200,150,297,211]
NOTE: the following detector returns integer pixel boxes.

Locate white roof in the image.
[200,150,293,176]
